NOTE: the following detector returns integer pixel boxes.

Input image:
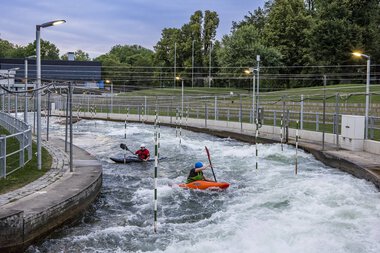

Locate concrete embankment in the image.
[73,111,380,190]
[0,138,102,253]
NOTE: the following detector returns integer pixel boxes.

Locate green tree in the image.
[263,0,313,88]
[231,1,273,35]
[217,24,282,89]
[96,44,155,86]
[0,39,16,58]
[154,10,220,86]
[23,39,60,60]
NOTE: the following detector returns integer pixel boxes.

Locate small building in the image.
[0,58,102,90]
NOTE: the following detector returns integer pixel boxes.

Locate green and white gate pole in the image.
[153,109,159,232]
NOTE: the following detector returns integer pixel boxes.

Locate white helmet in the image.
[140,143,146,148]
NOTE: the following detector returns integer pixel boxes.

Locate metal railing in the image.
[33,91,378,143]
[0,112,32,178]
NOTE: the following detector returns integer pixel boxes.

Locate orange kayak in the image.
[178,180,230,190]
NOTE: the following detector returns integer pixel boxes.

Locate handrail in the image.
[0,112,32,178]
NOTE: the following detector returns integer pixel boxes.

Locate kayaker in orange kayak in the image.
[134,144,150,161]
[186,161,214,183]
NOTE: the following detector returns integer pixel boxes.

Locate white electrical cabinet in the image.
[340,115,365,151]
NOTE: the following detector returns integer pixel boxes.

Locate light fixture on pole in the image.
[24,55,36,123]
[7,67,20,114]
[192,40,195,88]
[36,19,66,170]
[352,51,371,139]
[245,68,257,122]
[256,55,261,122]
[105,79,113,113]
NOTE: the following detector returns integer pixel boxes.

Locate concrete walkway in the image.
[0,137,102,253]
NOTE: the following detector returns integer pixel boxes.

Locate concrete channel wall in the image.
[0,138,102,253]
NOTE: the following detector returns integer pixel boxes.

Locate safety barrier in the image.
[0,112,32,178]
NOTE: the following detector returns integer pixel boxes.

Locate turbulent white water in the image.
[26,118,380,253]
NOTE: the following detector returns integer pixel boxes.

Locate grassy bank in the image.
[0,128,52,195]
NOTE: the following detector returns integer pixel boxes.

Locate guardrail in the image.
[49,93,380,140]
[0,112,32,178]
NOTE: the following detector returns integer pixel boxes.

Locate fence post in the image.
[300,94,304,130]
[205,103,208,128]
[20,132,25,168]
[0,135,7,179]
[316,113,319,131]
[28,128,32,161]
[273,111,277,127]
[215,96,217,120]
[370,117,374,140]
[240,95,243,132]
[335,93,340,149]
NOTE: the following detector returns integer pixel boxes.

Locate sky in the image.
[1,0,264,58]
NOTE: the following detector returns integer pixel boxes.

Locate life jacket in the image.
[135,149,149,159]
[187,170,204,183]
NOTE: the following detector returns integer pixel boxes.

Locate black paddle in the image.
[120,143,137,156]
[205,146,217,182]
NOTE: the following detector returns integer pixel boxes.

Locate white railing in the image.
[0,112,32,178]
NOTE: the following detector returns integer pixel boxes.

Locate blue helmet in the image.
[195,161,203,168]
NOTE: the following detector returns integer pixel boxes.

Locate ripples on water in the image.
[26,118,380,253]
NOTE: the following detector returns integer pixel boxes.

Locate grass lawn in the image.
[0,128,52,195]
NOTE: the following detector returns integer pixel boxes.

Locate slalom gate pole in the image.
[179,110,182,145]
[186,105,188,128]
[127,107,129,124]
[280,113,284,151]
[94,105,97,127]
[255,119,259,170]
[154,109,159,232]
[124,119,127,139]
[175,107,178,138]
[295,120,299,175]
[142,104,145,123]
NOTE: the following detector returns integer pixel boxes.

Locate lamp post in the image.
[245,68,256,122]
[24,56,36,123]
[352,52,371,139]
[176,76,184,117]
[208,41,212,88]
[256,55,260,121]
[192,40,195,88]
[36,19,66,170]
[106,79,113,113]
[7,67,20,114]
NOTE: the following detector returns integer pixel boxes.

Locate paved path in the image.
[0,139,69,207]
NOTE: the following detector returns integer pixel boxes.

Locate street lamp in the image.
[192,40,195,88]
[36,19,66,170]
[105,79,113,113]
[245,68,257,122]
[352,51,371,139]
[24,55,36,123]
[7,67,20,114]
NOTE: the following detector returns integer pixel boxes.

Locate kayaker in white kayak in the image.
[186,161,214,183]
[134,144,150,161]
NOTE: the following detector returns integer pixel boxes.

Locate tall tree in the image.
[23,39,60,60]
[264,0,312,68]
[217,24,282,89]
[231,1,273,35]
[0,39,16,58]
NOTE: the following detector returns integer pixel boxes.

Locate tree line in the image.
[1,0,379,91]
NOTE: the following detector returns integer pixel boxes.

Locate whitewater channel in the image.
[26,118,380,253]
